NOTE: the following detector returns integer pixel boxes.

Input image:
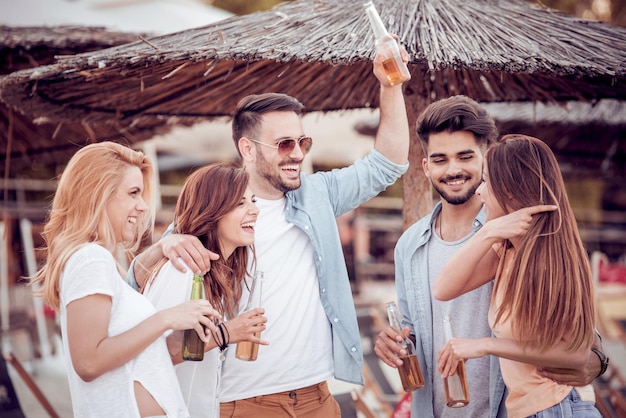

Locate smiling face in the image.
[217,186,259,258]
[105,165,147,244]
[422,130,484,206]
[244,110,307,199]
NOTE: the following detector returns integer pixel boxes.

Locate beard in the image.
[255,148,301,194]
[432,174,481,205]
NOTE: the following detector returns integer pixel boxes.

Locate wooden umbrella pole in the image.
[4,352,60,418]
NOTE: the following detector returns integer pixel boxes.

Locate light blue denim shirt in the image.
[128,148,407,385]
[394,202,507,418]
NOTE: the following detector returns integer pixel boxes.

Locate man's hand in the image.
[372,34,410,88]
[538,332,603,386]
[374,326,409,368]
[159,234,219,274]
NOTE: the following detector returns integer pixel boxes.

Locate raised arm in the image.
[372,40,410,165]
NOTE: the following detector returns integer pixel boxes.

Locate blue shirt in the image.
[394,202,507,417]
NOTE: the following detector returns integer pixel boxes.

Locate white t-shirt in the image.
[59,243,188,418]
[143,260,221,418]
[219,197,333,402]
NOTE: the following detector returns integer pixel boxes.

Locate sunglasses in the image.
[248,136,313,156]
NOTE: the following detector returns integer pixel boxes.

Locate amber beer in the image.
[444,360,469,407]
[442,315,470,407]
[382,58,409,87]
[385,302,425,391]
[398,353,426,391]
[235,272,264,361]
[234,331,261,361]
[364,1,411,86]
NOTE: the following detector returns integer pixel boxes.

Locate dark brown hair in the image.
[488,134,595,352]
[174,163,254,318]
[232,92,304,156]
[417,95,497,153]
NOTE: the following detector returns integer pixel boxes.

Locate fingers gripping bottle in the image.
[385,302,425,391]
[235,271,264,361]
[442,315,470,407]
[364,1,411,86]
[182,273,205,361]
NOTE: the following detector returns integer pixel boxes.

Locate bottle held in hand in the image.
[385,301,425,391]
[182,273,205,361]
[442,315,470,407]
[235,271,264,361]
[364,1,411,86]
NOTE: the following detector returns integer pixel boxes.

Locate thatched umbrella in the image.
[2,0,626,226]
[0,25,169,170]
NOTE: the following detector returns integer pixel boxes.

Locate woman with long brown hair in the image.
[143,163,267,418]
[433,134,600,417]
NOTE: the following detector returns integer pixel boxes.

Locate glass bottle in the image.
[363,1,411,86]
[235,271,264,361]
[385,301,425,391]
[442,315,470,407]
[182,273,205,361]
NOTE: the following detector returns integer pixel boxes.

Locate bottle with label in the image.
[385,301,425,391]
[235,271,264,361]
[442,315,470,407]
[182,273,205,361]
[363,1,411,86]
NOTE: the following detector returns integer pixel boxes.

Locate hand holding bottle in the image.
[364,1,411,87]
[385,302,425,391]
[439,316,470,407]
[374,324,411,367]
[160,299,220,339]
[224,308,269,346]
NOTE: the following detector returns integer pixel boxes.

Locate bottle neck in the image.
[364,4,389,40]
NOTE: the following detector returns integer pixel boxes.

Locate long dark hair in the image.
[488,134,595,352]
[174,163,254,318]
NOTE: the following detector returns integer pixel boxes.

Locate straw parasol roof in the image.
[2,0,626,224]
[0,26,182,170]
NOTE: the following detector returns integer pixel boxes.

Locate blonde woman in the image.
[33,142,219,418]
[433,135,601,418]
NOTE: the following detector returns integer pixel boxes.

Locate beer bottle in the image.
[363,1,411,86]
[235,271,264,361]
[182,273,205,361]
[385,302,425,391]
[442,315,470,407]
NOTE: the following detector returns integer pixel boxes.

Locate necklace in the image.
[439,213,444,240]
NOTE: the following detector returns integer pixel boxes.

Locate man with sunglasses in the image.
[129,47,411,417]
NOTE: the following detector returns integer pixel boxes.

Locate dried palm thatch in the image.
[0,26,190,170]
[2,0,626,222]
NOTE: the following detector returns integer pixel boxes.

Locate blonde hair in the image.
[32,142,154,310]
[488,135,595,353]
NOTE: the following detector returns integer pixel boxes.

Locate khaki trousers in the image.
[220,381,341,418]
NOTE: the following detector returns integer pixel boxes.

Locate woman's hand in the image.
[484,205,557,240]
[224,308,268,346]
[161,299,220,342]
[438,337,489,377]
